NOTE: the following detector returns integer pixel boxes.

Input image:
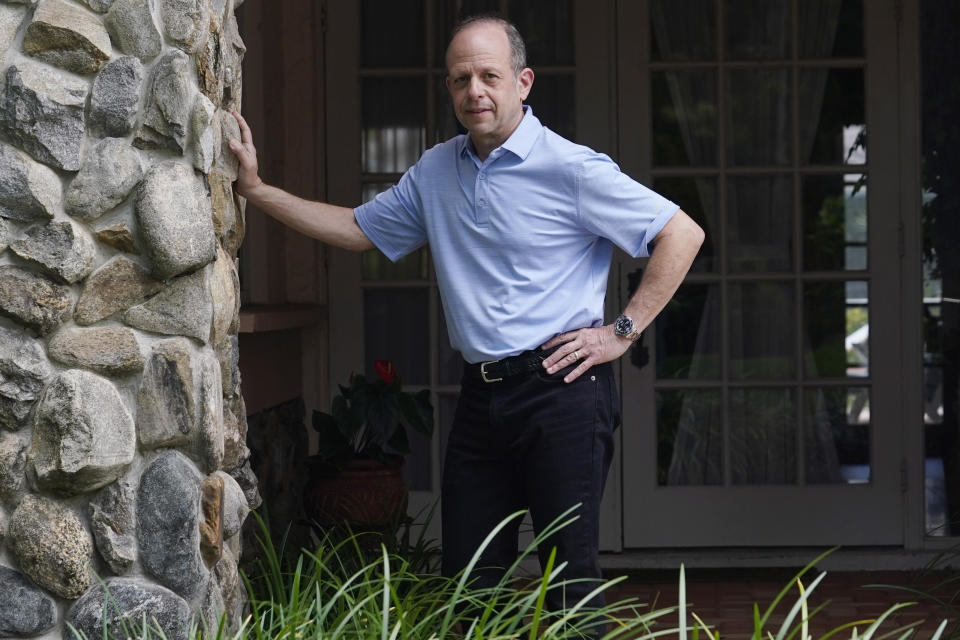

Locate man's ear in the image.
[517,67,534,100]
[445,75,452,93]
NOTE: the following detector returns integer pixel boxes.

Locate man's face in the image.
[445,22,534,156]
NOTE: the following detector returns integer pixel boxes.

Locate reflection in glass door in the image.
[920,0,960,538]
[621,0,902,546]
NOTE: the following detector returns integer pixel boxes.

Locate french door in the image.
[325,0,908,549]
[618,0,905,546]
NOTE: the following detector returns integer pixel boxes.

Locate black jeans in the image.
[441,356,619,617]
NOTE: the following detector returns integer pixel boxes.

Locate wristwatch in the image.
[613,314,642,342]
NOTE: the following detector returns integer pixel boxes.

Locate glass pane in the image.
[730,388,796,484]
[653,178,718,272]
[799,68,866,166]
[509,0,573,66]
[650,0,716,62]
[724,68,792,166]
[361,249,429,281]
[803,281,868,379]
[437,392,459,476]
[364,288,429,385]
[657,389,722,486]
[404,426,432,491]
[729,282,795,380]
[724,0,790,61]
[727,175,793,273]
[802,174,868,271]
[526,74,575,141]
[362,78,426,173]
[798,0,863,59]
[656,284,720,380]
[805,387,870,484]
[437,302,462,385]
[652,70,718,167]
[433,0,500,68]
[921,0,960,536]
[362,0,425,68]
[434,77,464,145]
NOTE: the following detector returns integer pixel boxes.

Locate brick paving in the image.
[603,569,958,638]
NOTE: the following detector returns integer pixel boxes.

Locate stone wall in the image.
[0,0,255,637]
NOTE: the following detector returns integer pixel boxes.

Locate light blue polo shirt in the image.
[354,108,678,364]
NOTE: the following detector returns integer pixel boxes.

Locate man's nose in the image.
[467,76,484,99]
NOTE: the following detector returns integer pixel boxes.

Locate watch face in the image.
[615,315,634,336]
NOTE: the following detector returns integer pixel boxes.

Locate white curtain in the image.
[650,0,846,485]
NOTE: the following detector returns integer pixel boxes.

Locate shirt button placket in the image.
[475,170,489,225]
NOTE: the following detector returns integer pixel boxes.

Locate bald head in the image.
[446,15,527,77]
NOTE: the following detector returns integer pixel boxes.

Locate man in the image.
[230,13,703,621]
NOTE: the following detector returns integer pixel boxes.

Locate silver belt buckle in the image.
[480,361,502,383]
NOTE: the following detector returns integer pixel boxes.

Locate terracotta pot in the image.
[303,456,408,529]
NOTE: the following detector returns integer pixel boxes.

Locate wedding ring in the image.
[573,350,581,361]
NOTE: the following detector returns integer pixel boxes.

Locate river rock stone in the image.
[196,350,223,471]
[94,221,139,254]
[159,0,208,53]
[8,494,94,599]
[215,470,248,538]
[221,402,248,472]
[48,326,144,375]
[29,369,136,495]
[88,56,143,137]
[0,325,51,432]
[199,474,223,567]
[210,246,239,348]
[0,432,28,503]
[124,267,214,343]
[66,138,142,221]
[215,108,241,180]
[209,170,245,256]
[104,0,161,61]
[88,480,136,574]
[198,575,226,633]
[10,219,97,284]
[0,219,7,253]
[229,459,260,510]
[136,162,217,279]
[0,4,28,56]
[214,549,243,628]
[22,0,112,74]
[76,0,114,12]
[0,63,87,171]
[75,256,164,325]
[0,565,57,636]
[134,50,194,152]
[217,333,240,399]
[196,4,244,109]
[138,338,195,450]
[0,143,61,223]
[66,578,190,640]
[0,266,73,335]
[138,450,208,599]
[191,92,218,172]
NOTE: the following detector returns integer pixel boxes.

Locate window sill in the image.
[238,304,326,334]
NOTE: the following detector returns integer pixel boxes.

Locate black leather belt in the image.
[466,347,558,383]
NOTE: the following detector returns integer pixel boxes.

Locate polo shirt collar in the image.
[458,105,542,161]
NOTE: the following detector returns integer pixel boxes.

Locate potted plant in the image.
[303,360,434,530]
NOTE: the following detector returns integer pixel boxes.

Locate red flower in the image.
[374,360,397,383]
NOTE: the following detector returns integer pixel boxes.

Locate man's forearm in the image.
[620,209,704,334]
[242,182,374,252]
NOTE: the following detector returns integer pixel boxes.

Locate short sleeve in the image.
[354,163,428,262]
[576,153,679,258]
